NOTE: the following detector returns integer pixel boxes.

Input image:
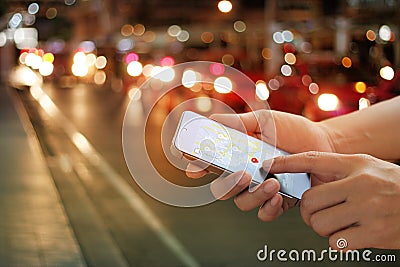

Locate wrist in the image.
[316,121,341,153]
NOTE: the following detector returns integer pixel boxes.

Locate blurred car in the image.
[249,59,397,121]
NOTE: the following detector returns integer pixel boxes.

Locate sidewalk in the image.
[0,86,85,267]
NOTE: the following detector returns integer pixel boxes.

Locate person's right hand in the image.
[267,151,400,250]
[186,109,336,221]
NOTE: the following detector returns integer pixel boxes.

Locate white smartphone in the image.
[171,111,310,202]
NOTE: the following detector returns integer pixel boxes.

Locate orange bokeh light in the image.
[342,57,352,68]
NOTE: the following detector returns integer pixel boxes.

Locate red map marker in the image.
[251,157,259,163]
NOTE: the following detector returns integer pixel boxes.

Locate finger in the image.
[210,110,274,135]
[233,178,280,211]
[329,226,368,251]
[263,152,357,224]
[210,171,251,200]
[264,151,356,181]
[257,194,284,222]
[300,180,350,226]
[185,163,208,179]
[308,202,359,237]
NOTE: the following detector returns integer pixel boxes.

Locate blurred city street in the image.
[1,0,400,266]
[0,82,322,267]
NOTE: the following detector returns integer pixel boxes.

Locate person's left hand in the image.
[266,151,400,250]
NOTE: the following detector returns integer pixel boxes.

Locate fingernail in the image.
[270,195,280,206]
[262,159,273,170]
[263,180,278,194]
[235,172,248,185]
[249,183,262,192]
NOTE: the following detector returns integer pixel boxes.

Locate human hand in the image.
[267,151,400,250]
[186,110,336,221]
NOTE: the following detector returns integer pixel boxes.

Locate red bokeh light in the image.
[125,52,139,64]
[160,56,175,66]
[209,63,225,76]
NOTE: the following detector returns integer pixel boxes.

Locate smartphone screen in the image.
[172,111,310,199]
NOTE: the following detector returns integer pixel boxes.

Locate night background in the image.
[0,0,399,266]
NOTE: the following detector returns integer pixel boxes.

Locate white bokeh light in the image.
[379,25,391,42]
[380,66,394,80]
[318,93,339,111]
[255,81,270,100]
[218,0,233,13]
[214,76,232,94]
[127,61,143,77]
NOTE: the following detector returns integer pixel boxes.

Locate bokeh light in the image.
[125,52,139,64]
[30,54,43,70]
[273,32,284,44]
[168,25,181,37]
[308,83,319,94]
[142,64,154,77]
[255,81,270,101]
[268,78,280,90]
[209,63,225,76]
[133,24,146,36]
[222,54,234,66]
[74,52,86,64]
[284,53,296,65]
[85,53,97,66]
[318,93,339,111]
[94,71,107,85]
[128,87,142,101]
[177,30,189,42]
[64,0,76,6]
[39,62,54,76]
[151,66,163,77]
[19,52,28,64]
[233,21,246,33]
[143,31,156,42]
[25,53,36,67]
[359,97,371,110]
[157,67,175,82]
[121,24,134,37]
[214,76,232,94]
[281,65,292,76]
[0,32,6,47]
[355,81,366,93]
[282,30,294,42]
[160,56,175,67]
[301,42,312,53]
[366,30,376,41]
[117,38,134,51]
[95,56,107,69]
[380,66,394,80]
[341,57,352,68]
[24,14,36,26]
[28,3,40,15]
[379,25,391,42]
[182,69,200,88]
[195,97,212,112]
[46,8,57,19]
[127,61,143,77]
[302,75,312,86]
[262,48,272,60]
[201,32,214,44]
[218,0,233,13]
[72,63,88,77]
[9,13,22,28]
[42,53,54,63]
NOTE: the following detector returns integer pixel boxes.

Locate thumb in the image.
[263,151,355,181]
